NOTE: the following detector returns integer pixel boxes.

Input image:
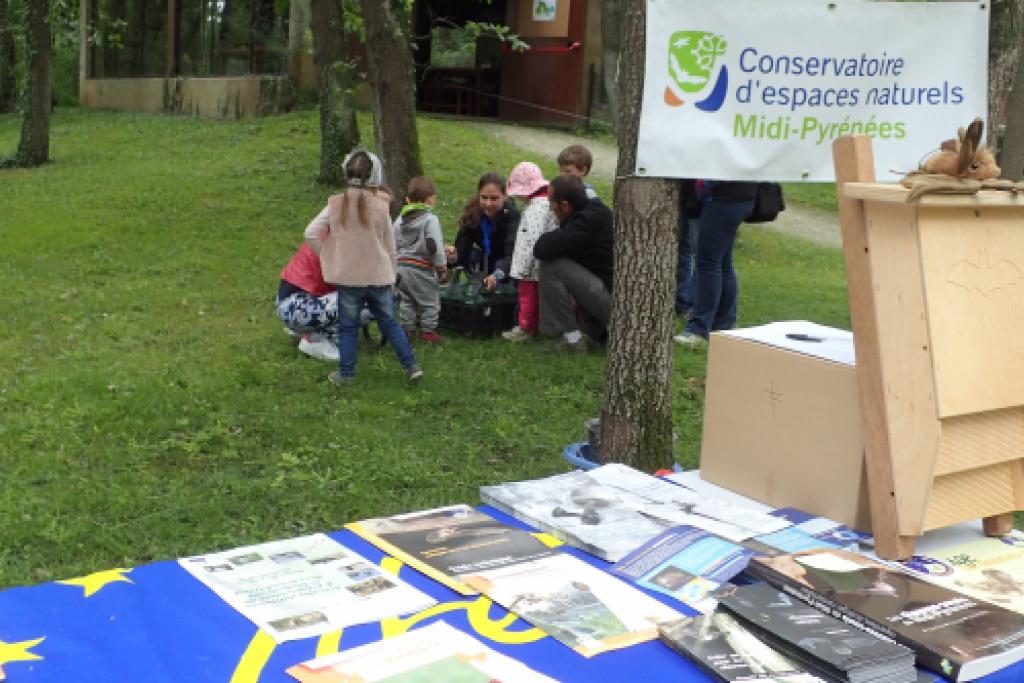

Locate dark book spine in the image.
[657,632,731,683]
[746,562,960,682]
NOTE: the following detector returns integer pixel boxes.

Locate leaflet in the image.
[179,533,435,642]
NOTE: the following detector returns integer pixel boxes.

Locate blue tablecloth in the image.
[0,507,1016,682]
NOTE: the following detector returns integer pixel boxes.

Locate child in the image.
[394,176,447,343]
[502,162,559,342]
[276,240,340,361]
[304,147,422,384]
[557,144,599,200]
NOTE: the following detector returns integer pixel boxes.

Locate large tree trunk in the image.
[0,0,16,112]
[310,0,358,186]
[359,0,422,213]
[597,0,677,471]
[600,0,623,127]
[14,0,51,167]
[1000,28,1024,181]
[987,0,1023,156]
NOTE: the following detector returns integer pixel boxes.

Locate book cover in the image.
[748,549,1024,681]
[768,507,872,551]
[659,612,822,682]
[718,583,915,682]
[611,525,759,613]
[899,531,1024,616]
[462,552,681,658]
[347,504,559,595]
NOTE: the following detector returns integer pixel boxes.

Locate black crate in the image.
[439,297,518,337]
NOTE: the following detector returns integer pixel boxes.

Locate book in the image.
[611,525,760,613]
[287,620,557,682]
[462,552,682,658]
[347,504,559,595]
[747,548,1024,681]
[480,465,790,562]
[659,612,824,682]
[718,582,917,683]
[898,530,1024,616]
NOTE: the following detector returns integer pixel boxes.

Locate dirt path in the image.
[466,120,843,249]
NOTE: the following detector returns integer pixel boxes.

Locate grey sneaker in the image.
[673,332,707,347]
[406,364,424,382]
[328,371,354,386]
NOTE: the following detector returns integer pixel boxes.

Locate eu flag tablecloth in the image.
[0,507,1013,682]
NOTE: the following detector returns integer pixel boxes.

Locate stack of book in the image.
[717,583,917,683]
[659,611,824,682]
[747,548,1024,681]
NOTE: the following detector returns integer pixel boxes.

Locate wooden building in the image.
[414,0,606,126]
[77,0,606,125]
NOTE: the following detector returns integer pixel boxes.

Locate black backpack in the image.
[745,182,785,223]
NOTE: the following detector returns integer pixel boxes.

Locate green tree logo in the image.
[665,31,729,112]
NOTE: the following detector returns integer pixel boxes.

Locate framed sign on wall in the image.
[519,0,570,38]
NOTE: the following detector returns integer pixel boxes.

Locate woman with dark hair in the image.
[304,147,421,385]
[452,172,521,291]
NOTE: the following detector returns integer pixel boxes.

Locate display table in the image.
[0,507,1008,682]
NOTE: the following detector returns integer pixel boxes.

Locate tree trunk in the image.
[359,0,423,213]
[287,0,310,83]
[597,0,678,471]
[987,0,1023,156]
[600,0,623,127]
[0,0,16,112]
[1000,28,1024,181]
[14,0,51,167]
[310,0,358,186]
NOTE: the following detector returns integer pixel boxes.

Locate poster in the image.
[636,0,989,181]
[533,0,557,22]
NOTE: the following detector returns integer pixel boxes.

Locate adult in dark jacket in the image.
[534,174,615,349]
[453,172,520,290]
[675,180,757,345]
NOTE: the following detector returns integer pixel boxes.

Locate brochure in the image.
[899,530,1024,615]
[611,525,759,613]
[481,465,790,562]
[347,504,559,595]
[179,533,435,642]
[287,620,557,682]
[769,507,872,550]
[462,552,682,658]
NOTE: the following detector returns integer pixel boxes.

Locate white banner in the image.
[636,0,989,181]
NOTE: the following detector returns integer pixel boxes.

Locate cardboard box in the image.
[699,321,872,532]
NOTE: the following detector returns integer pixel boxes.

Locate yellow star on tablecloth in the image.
[57,568,133,597]
[0,636,44,667]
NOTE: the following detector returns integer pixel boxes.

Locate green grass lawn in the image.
[0,109,851,589]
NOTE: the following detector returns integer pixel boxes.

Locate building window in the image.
[89,0,168,77]
[178,0,288,76]
[87,0,288,78]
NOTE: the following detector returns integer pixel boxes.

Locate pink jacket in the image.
[304,189,397,287]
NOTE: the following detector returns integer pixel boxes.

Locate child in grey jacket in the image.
[393,176,448,342]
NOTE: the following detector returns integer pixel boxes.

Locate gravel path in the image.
[466,120,843,249]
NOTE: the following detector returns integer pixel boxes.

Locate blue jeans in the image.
[685,199,754,339]
[676,213,698,313]
[337,286,416,378]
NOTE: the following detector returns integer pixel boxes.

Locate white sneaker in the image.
[673,332,707,347]
[501,326,532,342]
[299,335,340,361]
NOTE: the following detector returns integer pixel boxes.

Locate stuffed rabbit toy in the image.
[901,118,1021,201]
